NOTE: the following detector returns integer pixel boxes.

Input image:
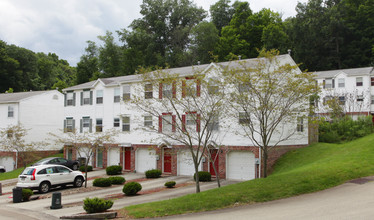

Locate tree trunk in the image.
[194,162,201,193]
[263,148,268,178]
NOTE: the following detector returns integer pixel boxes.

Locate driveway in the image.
[163,177,374,220]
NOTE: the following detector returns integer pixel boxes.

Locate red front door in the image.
[209,149,219,176]
[164,148,172,173]
[124,148,131,170]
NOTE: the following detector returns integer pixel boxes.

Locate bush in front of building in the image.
[108,176,125,185]
[22,188,33,201]
[106,165,122,175]
[93,178,112,187]
[194,171,211,182]
[122,182,142,195]
[83,197,113,213]
[145,169,162,178]
[164,181,176,188]
[79,165,93,172]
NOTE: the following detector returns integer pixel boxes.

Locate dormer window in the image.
[123,84,131,101]
[96,90,103,104]
[145,83,153,99]
[114,88,120,103]
[338,78,345,88]
[81,90,92,105]
[324,78,334,89]
[8,106,14,118]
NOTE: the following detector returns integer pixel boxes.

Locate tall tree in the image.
[76,41,100,84]
[98,31,124,77]
[209,0,236,34]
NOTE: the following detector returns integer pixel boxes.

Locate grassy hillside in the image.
[124,134,374,218]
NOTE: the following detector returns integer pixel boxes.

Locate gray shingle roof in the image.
[0,91,50,103]
[314,67,374,78]
[63,54,294,91]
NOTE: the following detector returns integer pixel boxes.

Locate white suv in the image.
[16,164,85,193]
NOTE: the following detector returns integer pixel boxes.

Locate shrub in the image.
[108,176,125,185]
[22,188,33,201]
[122,182,142,195]
[83,197,113,214]
[145,169,162,178]
[194,171,211,182]
[93,178,112,187]
[164,181,176,188]
[106,165,122,175]
[79,165,93,172]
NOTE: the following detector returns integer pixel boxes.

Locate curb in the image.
[60,211,117,219]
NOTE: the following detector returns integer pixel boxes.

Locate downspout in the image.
[15,151,18,169]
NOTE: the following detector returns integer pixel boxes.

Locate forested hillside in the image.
[1,0,373,92]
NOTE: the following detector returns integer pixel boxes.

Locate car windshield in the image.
[21,168,35,175]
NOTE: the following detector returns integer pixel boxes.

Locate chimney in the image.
[238,55,241,60]
[197,61,200,65]
[288,49,292,56]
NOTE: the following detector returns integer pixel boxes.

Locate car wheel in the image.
[39,182,51,193]
[74,176,84,188]
[72,164,78,171]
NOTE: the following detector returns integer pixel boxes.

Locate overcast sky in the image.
[0,0,308,66]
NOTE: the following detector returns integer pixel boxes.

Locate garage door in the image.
[108,148,120,166]
[227,151,255,180]
[136,148,157,173]
[178,150,202,176]
[0,156,14,172]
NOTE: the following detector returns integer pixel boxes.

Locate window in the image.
[297,117,304,132]
[66,92,75,106]
[356,95,364,102]
[96,90,103,104]
[8,106,14,118]
[338,78,345,88]
[208,78,219,95]
[96,118,103,132]
[113,118,120,127]
[371,77,374,86]
[239,112,249,124]
[186,114,196,126]
[162,115,173,132]
[82,90,91,105]
[339,96,345,105]
[123,84,131,101]
[162,83,172,99]
[122,116,130,131]
[186,79,197,97]
[144,116,153,127]
[371,96,374,105]
[356,77,363,86]
[324,78,334,89]
[80,117,92,133]
[183,112,200,132]
[64,117,75,132]
[239,83,250,93]
[207,115,219,131]
[145,83,153,99]
[114,88,120,103]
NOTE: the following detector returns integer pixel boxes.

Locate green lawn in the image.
[0,153,63,181]
[124,133,374,218]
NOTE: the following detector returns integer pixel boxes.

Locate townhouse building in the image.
[62,54,309,180]
[314,67,374,119]
[0,90,64,171]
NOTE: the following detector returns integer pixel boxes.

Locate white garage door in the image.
[0,156,14,172]
[108,148,120,166]
[227,151,255,180]
[178,150,202,176]
[136,148,157,173]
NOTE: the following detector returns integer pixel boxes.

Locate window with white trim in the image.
[356,77,363,86]
[324,78,333,89]
[371,96,374,105]
[66,92,75,106]
[207,115,219,131]
[80,117,92,133]
[186,79,196,97]
[145,83,153,99]
[338,78,345,88]
[162,115,173,132]
[144,116,153,127]
[123,84,131,101]
[297,117,304,132]
[357,95,364,102]
[96,90,103,104]
[8,106,14,118]
[64,117,75,132]
[122,116,130,132]
[96,118,103,132]
[113,118,120,127]
[162,83,172,99]
[82,90,91,105]
[114,88,120,103]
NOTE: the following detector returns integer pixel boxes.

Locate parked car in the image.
[0,165,5,173]
[33,157,80,170]
[16,164,85,193]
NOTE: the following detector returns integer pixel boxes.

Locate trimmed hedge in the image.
[108,176,125,185]
[106,165,122,175]
[93,178,112,187]
[145,169,162,178]
[79,165,93,172]
[123,182,142,196]
[193,171,211,182]
[22,188,33,201]
[83,197,113,213]
[164,181,176,188]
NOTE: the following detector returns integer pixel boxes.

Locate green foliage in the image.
[145,169,162,178]
[193,171,211,182]
[106,165,123,175]
[164,181,176,188]
[79,165,93,172]
[125,134,374,218]
[22,188,33,201]
[93,178,112,187]
[108,176,125,185]
[319,116,373,143]
[83,197,113,214]
[123,182,142,196]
